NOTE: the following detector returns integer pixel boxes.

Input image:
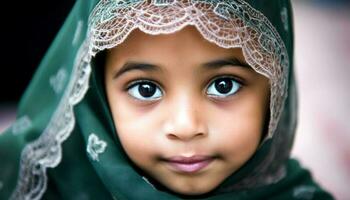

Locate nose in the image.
[164,96,208,142]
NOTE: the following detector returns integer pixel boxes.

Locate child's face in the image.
[105,26,270,195]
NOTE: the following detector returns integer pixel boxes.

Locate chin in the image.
[167,181,217,196]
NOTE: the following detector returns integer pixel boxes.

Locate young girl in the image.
[0,0,334,199]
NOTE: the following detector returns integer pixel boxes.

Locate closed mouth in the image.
[163,155,215,173]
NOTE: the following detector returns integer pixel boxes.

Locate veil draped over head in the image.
[0,0,333,199]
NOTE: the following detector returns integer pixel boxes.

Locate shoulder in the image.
[269,158,335,200]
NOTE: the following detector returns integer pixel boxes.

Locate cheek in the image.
[109,99,161,165]
[209,95,267,159]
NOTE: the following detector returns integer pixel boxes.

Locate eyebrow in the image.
[113,57,250,79]
[113,62,161,79]
[202,57,251,70]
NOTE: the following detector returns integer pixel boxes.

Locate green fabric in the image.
[0,0,334,199]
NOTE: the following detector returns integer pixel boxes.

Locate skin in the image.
[105,26,270,196]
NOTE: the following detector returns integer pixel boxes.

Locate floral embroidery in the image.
[11,115,32,135]
[87,133,107,161]
[264,165,286,184]
[50,68,68,94]
[293,185,316,199]
[281,7,289,31]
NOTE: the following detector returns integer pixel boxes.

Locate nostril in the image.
[167,133,178,140]
[166,131,207,141]
[193,132,206,139]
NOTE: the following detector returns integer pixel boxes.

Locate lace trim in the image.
[88,0,289,140]
[10,41,92,200]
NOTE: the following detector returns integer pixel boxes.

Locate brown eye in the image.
[139,83,156,97]
[215,78,233,93]
[127,81,162,101]
[207,77,241,98]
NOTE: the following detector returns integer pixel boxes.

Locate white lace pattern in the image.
[10,41,92,200]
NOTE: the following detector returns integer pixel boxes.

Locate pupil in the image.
[139,83,156,97]
[215,78,232,94]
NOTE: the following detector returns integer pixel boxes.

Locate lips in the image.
[164,155,214,173]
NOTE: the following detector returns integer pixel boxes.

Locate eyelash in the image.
[206,75,245,89]
[125,75,245,101]
[126,79,162,91]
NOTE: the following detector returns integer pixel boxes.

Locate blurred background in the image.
[0,0,75,130]
[291,1,350,199]
[0,0,349,199]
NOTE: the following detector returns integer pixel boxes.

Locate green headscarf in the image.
[0,0,334,199]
